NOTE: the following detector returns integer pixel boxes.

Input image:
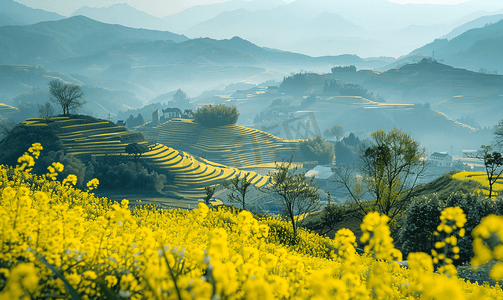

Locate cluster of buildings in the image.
[117,108,184,127]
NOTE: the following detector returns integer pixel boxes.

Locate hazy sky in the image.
[14,0,477,18]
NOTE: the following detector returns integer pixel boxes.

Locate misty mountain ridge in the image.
[0,15,188,65]
[71,3,172,31]
[40,0,501,58]
[410,18,503,72]
[0,0,65,25]
[442,13,503,39]
[67,0,287,33]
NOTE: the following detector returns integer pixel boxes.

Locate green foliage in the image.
[480,145,503,199]
[0,122,62,167]
[38,150,87,187]
[299,135,334,165]
[333,133,361,165]
[193,104,239,127]
[125,143,148,160]
[279,73,309,94]
[324,79,385,102]
[398,192,503,265]
[335,128,427,222]
[33,151,169,192]
[125,114,145,128]
[169,89,191,110]
[331,65,356,73]
[318,192,346,235]
[323,124,344,141]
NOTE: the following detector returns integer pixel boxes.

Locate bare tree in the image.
[48,80,85,116]
[262,157,320,239]
[223,173,253,210]
[38,102,55,121]
[0,119,16,137]
[494,120,503,149]
[334,128,428,221]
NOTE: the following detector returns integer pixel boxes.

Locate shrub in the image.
[193,104,239,127]
[398,191,503,264]
[299,135,335,165]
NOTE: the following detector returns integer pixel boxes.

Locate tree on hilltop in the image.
[193,104,239,127]
[125,143,148,160]
[172,89,190,109]
[38,102,55,121]
[48,80,85,116]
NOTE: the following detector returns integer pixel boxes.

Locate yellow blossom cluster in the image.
[471,214,503,281]
[360,212,403,262]
[431,206,467,277]
[0,144,502,299]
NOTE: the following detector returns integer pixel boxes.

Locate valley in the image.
[1,1,503,298]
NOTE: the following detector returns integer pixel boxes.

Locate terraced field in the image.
[19,116,271,200]
[137,119,302,168]
[22,116,145,156]
[142,143,270,199]
[0,103,19,119]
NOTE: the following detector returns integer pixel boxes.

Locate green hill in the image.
[136,118,303,169]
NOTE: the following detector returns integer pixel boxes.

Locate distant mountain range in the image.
[0,15,188,66]
[56,0,503,58]
[71,0,287,32]
[5,0,503,58]
[0,15,391,96]
[410,19,503,73]
[0,0,65,25]
[442,12,503,39]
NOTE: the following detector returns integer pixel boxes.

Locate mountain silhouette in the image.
[410,19,503,72]
[0,0,65,25]
[71,3,172,31]
[0,16,188,65]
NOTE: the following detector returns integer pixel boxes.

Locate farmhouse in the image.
[162,108,182,119]
[430,152,452,167]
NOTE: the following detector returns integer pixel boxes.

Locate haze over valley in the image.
[3,0,503,296]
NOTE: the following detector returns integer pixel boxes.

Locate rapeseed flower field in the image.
[452,172,503,196]
[1,144,503,299]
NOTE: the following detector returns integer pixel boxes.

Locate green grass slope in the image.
[136,118,302,168]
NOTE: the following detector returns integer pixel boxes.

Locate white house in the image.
[162,108,181,119]
[430,152,452,167]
